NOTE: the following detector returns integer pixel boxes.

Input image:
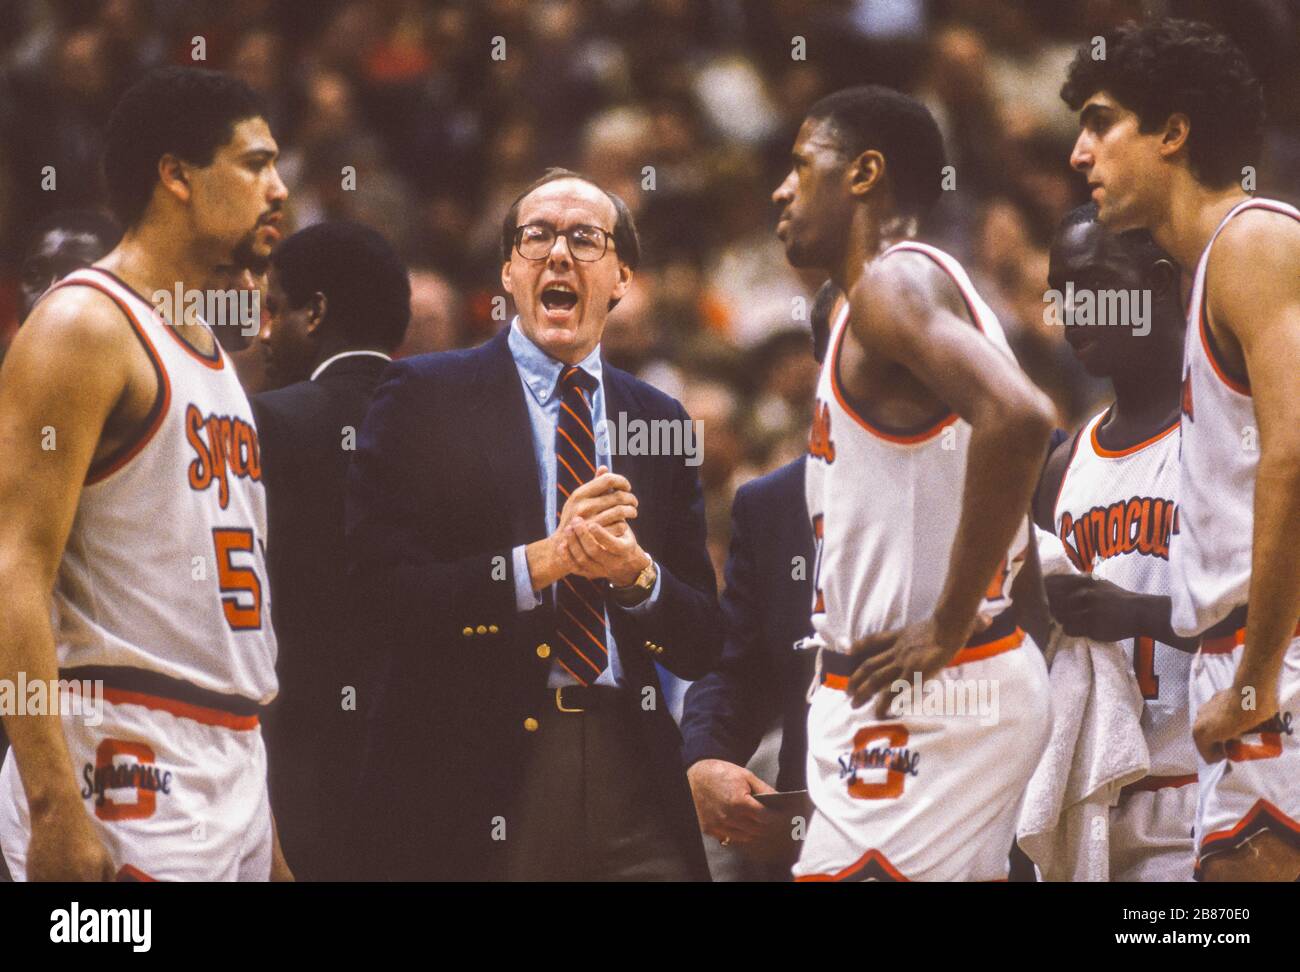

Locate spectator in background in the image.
[250,220,411,881]
[17,209,122,323]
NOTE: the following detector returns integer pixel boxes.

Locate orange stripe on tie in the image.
[563,578,607,626]
[561,608,609,656]
[560,401,595,441]
[558,428,597,474]
[556,453,584,488]
[557,631,603,674]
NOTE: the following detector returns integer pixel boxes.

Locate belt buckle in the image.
[555,687,585,713]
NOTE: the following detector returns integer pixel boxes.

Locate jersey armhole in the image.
[51,280,173,485]
[1032,428,1081,533]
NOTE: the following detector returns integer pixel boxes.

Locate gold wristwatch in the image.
[611,558,657,606]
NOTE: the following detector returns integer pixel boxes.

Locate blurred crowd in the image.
[3,0,1298,584]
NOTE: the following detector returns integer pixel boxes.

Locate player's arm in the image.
[0,288,132,880]
[1195,215,1300,752]
[846,252,1054,707]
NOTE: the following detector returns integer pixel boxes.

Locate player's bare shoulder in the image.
[1206,208,1300,316]
[853,246,970,342]
[1,278,160,460]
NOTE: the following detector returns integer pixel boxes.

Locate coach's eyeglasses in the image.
[513,223,614,262]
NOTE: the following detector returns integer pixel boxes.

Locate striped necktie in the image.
[553,365,609,684]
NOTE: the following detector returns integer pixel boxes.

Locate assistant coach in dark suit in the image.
[347,169,721,881]
[679,282,836,874]
[250,221,411,881]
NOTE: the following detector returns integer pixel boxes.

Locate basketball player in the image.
[773,86,1056,881]
[1035,203,1198,880]
[0,66,290,881]
[1064,19,1300,882]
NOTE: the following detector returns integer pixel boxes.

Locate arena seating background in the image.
[2,0,1298,586]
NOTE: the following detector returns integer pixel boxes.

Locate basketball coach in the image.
[346,168,721,881]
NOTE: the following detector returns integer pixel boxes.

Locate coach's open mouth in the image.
[540,283,579,321]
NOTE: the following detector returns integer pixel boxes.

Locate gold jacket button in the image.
[462,627,474,637]
[488,624,500,634]
[476,624,488,635]
[536,643,551,659]
[523,717,539,732]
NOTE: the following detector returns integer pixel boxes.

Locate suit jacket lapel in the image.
[602,366,653,503]
[476,330,547,548]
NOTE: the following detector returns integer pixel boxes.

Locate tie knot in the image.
[561,365,598,395]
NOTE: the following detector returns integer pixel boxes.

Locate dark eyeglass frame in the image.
[513,222,616,262]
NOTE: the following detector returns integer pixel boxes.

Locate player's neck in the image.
[1154,172,1250,273]
[1107,365,1182,440]
[98,227,226,323]
[835,210,909,292]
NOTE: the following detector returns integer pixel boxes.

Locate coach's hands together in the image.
[687,759,787,852]
[27,796,115,881]
[526,466,643,589]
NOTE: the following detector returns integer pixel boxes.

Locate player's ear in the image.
[500,261,515,298]
[849,149,885,199]
[157,153,191,204]
[1148,258,1178,299]
[1158,112,1191,162]
[306,292,327,335]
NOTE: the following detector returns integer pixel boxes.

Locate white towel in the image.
[1016,529,1149,881]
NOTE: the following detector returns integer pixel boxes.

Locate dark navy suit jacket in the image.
[680,456,816,792]
[345,328,721,880]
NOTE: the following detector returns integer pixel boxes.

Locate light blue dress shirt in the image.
[506,318,661,687]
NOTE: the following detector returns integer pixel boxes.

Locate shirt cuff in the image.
[512,544,542,612]
[617,560,662,615]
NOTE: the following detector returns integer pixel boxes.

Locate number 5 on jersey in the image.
[212,527,264,631]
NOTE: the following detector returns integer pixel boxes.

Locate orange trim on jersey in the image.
[116,864,159,882]
[102,686,260,731]
[829,322,959,444]
[1089,408,1180,459]
[1120,773,1197,799]
[948,627,1024,666]
[47,277,173,486]
[822,672,849,691]
[1194,199,1300,399]
[1202,620,1300,654]
[795,847,909,882]
[1051,425,1087,524]
[1198,297,1250,396]
[1196,799,1300,874]
[88,267,225,370]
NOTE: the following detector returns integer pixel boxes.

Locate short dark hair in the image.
[500,167,641,271]
[269,221,411,352]
[25,208,122,257]
[805,85,947,219]
[1059,201,1174,278]
[1060,19,1264,189]
[102,66,266,228]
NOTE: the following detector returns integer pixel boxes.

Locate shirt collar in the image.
[310,349,392,382]
[507,316,602,405]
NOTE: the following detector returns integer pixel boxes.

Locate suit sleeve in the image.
[345,365,518,648]
[679,481,778,769]
[622,399,722,681]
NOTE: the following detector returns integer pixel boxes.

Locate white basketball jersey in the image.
[804,241,1028,656]
[1171,197,1300,637]
[45,267,278,703]
[1054,409,1195,776]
